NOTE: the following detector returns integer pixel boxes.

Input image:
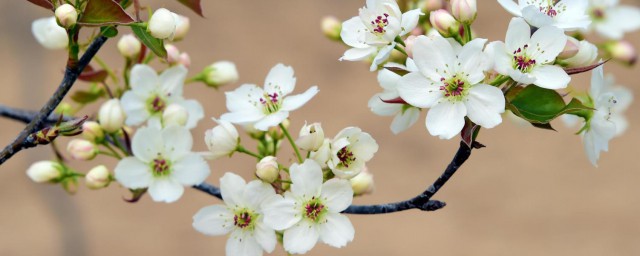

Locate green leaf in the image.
[507,85,591,124]
[176,0,204,17]
[78,0,135,26]
[131,25,167,58]
[25,0,53,9]
[70,87,105,104]
[100,26,119,38]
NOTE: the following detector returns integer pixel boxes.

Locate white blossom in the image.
[27,161,62,183]
[148,8,177,40]
[340,0,422,71]
[588,0,640,40]
[32,17,68,50]
[497,0,591,31]
[114,125,210,203]
[204,119,240,160]
[262,160,355,254]
[486,18,570,89]
[327,127,379,179]
[220,64,318,131]
[120,64,203,129]
[193,173,277,256]
[296,122,325,151]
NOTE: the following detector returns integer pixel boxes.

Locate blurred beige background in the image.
[1,0,639,255]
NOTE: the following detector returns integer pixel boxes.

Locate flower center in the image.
[370,13,389,35]
[260,92,281,114]
[590,7,605,21]
[233,209,256,230]
[539,5,557,17]
[439,75,469,101]
[151,156,171,177]
[536,1,564,18]
[337,146,356,168]
[512,45,537,72]
[148,95,167,113]
[303,197,327,222]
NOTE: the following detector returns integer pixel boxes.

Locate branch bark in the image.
[0,36,108,165]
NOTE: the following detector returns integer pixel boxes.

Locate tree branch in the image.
[0,36,108,165]
[0,104,72,126]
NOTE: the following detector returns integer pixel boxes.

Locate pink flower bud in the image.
[82,121,104,142]
[405,35,418,58]
[424,0,446,12]
[558,37,581,59]
[67,139,98,160]
[117,34,141,58]
[85,165,111,189]
[55,4,77,28]
[256,156,279,183]
[165,44,180,65]
[178,52,191,68]
[451,0,477,24]
[430,10,460,37]
[607,41,637,66]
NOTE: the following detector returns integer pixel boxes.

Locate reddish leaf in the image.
[79,69,108,82]
[26,0,53,10]
[381,96,408,104]
[78,0,135,26]
[177,0,204,17]
[460,121,480,149]
[564,60,608,75]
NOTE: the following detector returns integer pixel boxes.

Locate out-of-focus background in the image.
[1,1,639,255]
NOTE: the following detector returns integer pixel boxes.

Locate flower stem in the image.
[280,123,303,163]
[463,23,473,44]
[93,55,119,83]
[489,75,510,86]
[102,143,123,159]
[394,45,408,56]
[236,145,262,159]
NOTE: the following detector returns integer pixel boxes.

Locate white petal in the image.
[253,111,289,131]
[590,64,605,98]
[261,194,299,230]
[220,172,247,208]
[159,65,187,96]
[161,125,193,160]
[529,65,571,89]
[527,25,566,64]
[464,84,505,128]
[497,0,523,16]
[397,72,442,108]
[340,17,369,48]
[114,157,153,189]
[130,64,159,94]
[413,35,455,81]
[178,99,204,129]
[290,160,324,198]
[318,213,355,248]
[121,91,151,126]
[225,84,264,113]
[283,220,319,254]
[340,47,377,61]
[192,205,233,236]
[242,180,275,209]
[390,107,420,134]
[281,86,319,111]
[171,153,210,185]
[485,41,513,76]
[220,111,265,125]
[370,43,396,71]
[320,179,353,212]
[32,17,68,50]
[254,221,277,253]
[521,5,554,28]
[226,230,263,256]
[368,92,402,116]
[400,9,422,36]
[132,126,163,162]
[377,67,402,91]
[264,63,296,96]
[457,38,488,83]
[425,101,467,139]
[148,178,185,203]
[505,18,531,53]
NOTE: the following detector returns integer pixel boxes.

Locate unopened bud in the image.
[85,165,111,189]
[563,40,598,67]
[350,167,374,196]
[55,4,77,28]
[296,122,324,151]
[310,138,331,168]
[98,99,126,133]
[405,35,418,58]
[430,10,460,37]
[424,0,446,12]
[148,8,177,40]
[27,161,62,183]
[67,139,98,160]
[165,44,181,65]
[117,34,141,58]
[178,52,191,68]
[451,0,477,24]
[558,37,581,59]
[32,16,68,50]
[606,40,637,66]
[172,15,190,41]
[256,156,279,183]
[204,119,240,160]
[82,121,104,142]
[321,16,342,41]
[268,119,289,140]
[162,103,189,126]
[202,61,239,88]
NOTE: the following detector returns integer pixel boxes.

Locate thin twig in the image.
[0,36,108,165]
[0,104,72,127]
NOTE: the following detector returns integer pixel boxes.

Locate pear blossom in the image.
[256,156,279,183]
[120,64,204,129]
[327,127,379,179]
[296,122,325,151]
[398,35,505,139]
[497,0,591,31]
[204,119,240,160]
[27,161,62,183]
[368,61,421,134]
[310,138,332,168]
[193,173,277,256]
[32,17,68,50]
[220,64,318,131]
[340,0,423,71]
[114,125,210,203]
[262,160,355,254]
[588,0,640,40]
[486,18,570,90]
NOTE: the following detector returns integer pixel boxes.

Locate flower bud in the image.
[85,165,111,189]
[162,103,189,126]
[204,119,240,160]
[563,40,598,67]
[82,121,104,142]
[67,139,98,160]
[178,52,191,68]
[172,15,190,41]
[26,161,62,183]
[296,122,324,151]
[117,34,141,58]
[165,44,181,65]
[98,99,125,133]
[202,61,239,88]
[32,16,68,50]
[424,0,446,12]
[321,16,342,41]
[606,40,637,66]
[55,4,77,28]
[558,37,581,59]
[430,10,460,37]
[256,156,279,183]
[310,138,331,168]
[350,167,374,196]
[451,0,477,24]
[405,35,418,58]
[148,8,177,40]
